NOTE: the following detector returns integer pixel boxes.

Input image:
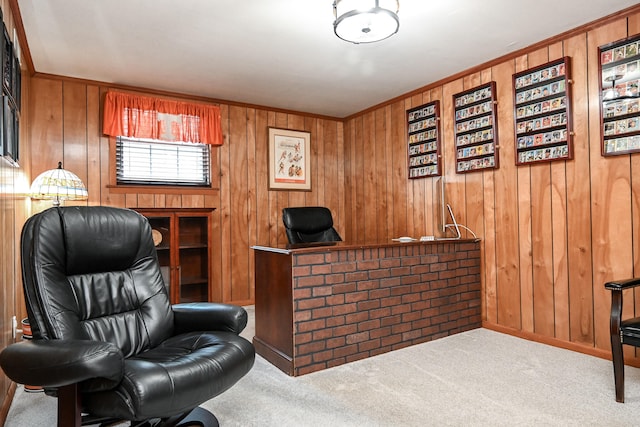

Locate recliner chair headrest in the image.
[49,206,152,276]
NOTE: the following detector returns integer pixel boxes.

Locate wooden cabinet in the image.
[136,209,213,304]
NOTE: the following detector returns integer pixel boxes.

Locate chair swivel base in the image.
[82,407,218,427]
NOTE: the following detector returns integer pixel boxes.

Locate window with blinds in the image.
[116,136,211,186]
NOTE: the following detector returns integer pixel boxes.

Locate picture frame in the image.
[2,24,11,95]
[12,54,19,110]
[3,95,17,165]
[453,82,499,173]
[407,101,441,178]
[0,93,3,160]
[599,35,640,156]
[268,127,311,191]
[513,57,573,165]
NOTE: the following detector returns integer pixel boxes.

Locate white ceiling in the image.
[15,0,640,118]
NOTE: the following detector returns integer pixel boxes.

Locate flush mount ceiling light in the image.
[333,0,400,44]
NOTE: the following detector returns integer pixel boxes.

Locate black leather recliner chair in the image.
[282,206,342,244]
[0,206,255,426]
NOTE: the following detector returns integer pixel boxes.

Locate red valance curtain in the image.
[103,91,223,145]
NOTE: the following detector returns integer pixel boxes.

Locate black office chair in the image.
[0,206,255,426]
[605,278,640,402]
[282,206,342,244]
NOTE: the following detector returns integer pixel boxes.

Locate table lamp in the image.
[29,161,88,206]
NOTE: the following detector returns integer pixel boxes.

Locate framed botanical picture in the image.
[268,127,311,191]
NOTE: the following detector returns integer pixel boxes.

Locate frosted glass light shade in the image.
[29,162,88,206]
[333,0,400,44]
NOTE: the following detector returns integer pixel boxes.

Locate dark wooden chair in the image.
[605,278,640,402]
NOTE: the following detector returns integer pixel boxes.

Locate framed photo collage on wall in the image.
[405,60,578,177]
[0,8,20,166]
[599,34,640,156]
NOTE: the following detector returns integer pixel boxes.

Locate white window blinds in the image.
[116,136,211,186]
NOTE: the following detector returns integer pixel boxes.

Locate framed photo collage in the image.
[406,101,441,178]
[452,82,499,173]
[513,57,573,165]
[599,34,640,156]
[405,61,577,177]
[0,8,19,166]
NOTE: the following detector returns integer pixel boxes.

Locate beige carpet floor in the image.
[6,306,640,426]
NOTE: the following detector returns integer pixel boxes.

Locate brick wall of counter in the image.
[291,241,481,375]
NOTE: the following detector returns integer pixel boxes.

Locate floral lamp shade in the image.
[29,162,88,206]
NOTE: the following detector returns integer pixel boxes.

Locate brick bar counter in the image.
[252,239,481,376]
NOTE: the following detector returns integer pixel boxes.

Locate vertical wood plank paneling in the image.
[246,107,257,302]
[136,193,154,208]
[527,47,555,337]
[565,35,600,345]
[467,72,488,237]
[62,81,88,208]
[441,79,463,235]
[514,54,535,333]
[588,19,633,352]
[266,111,278,246]
[304,117,319,208]
[343,119,354,242]
[30,79,63,179]
[564,32,594,345]
[353,115,365,242]
[218,104,232,301]
[492,59,521,330]
[375,108,388,241]
[255,110,270,245]
[384,105,394,239]
[428,87,442,236]
[336,120,346,235]
[324,121,342,232]
[286,114,306,209]
[229,105,250,302]
[547,41,570,342]
[391,100,407,236]
[86,86,101,206]
[15,8,640,382]
[362,110,377,241]
[274,113,289,246]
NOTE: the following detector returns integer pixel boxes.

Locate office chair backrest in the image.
[282,206,342,244]
[21,206,173,358]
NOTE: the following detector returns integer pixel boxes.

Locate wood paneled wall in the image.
[5,8,640,421]
[27,79,345,306]
[0,0,31,420]
[343,9,640,365]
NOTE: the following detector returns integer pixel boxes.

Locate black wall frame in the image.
[0,14,20,166]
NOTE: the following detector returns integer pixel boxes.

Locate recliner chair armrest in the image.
[0,339,123,388]
[605,278,640,291]
[172,303,248,335]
